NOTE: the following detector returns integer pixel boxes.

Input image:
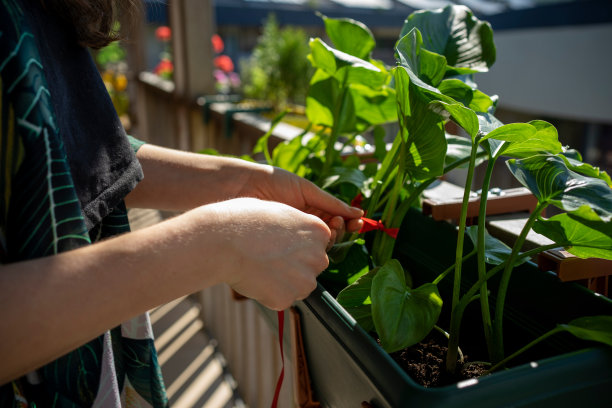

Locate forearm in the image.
[125,143,270,211]
[0,209,227,384]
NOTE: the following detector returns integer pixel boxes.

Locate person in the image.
[0,0,363,406]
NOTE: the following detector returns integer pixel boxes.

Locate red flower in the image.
[214,55,234,73]
[153,58,174,75]
[155,26,171,42]
[211,34,224,54]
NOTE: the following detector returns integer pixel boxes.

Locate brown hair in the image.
[43,0,141,49]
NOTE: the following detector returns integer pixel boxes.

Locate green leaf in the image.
[350,84,397,126]
[272,132,324,176]
[394,67,448,180]
[337,267,377,333]
[477,111,506,157]
[322,15,376,60]
[507,154,612,221]
[306,70,338,127]
[371,259,442,352]
[400,5,496,73]
[482,120,562,159]
[253,110,288,164]
[309,38,386,88]
[322,166,367,190]
[405,94,447,180]
[429,100,479,139]
[327,238,366,265]
[559,155,612,188]
[558,316,612,347]
[395,29,447,92]
[533,206,612,260]
[438,79,494,112]
[373,125,387,162]
[465,226,528,266]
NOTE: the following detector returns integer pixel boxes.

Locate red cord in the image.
[271,310,285,408]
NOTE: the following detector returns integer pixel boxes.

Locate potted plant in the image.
[248,5,612,406]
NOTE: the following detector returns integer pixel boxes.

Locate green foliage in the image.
[241,14,313,110]
[371,260,443,352]
[243,4,612,379]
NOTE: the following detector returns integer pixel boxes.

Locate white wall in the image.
[476,23,612,124]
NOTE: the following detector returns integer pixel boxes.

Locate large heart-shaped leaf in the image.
[558,316,612,347]
[306,70,358,132]
[306,70,339,127]
[507,154,612,221]
[350,84,397,126]
[395,28,447,92]
[465,226,529,266]
[322,15,376,60]
[394,67,447,181]
[400,5,496,73]
[309,38,386,88]
[371,259,442,352]
[481,120,562,159]
[560,155,612,187]
[533,206,612,260]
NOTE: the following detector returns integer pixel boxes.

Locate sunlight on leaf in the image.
[372,260,442,352]
[533,206,612,260]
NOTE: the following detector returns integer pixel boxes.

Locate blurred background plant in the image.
[152,25,174,80]
[95,36,131,130]
[240,14,313,112]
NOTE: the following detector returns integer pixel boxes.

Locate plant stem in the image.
[371,151,484,266]
[446,242,562,355]
[491,201,549,363]
[373,135,407,265]
[477,159,496,359]
[365,135,401,218]
[487,327,562,373]
[446,140,479,374]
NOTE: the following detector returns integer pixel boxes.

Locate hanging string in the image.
[271,310,285,408]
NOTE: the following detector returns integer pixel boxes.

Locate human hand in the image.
[240,165,363,247]
[201,198,331,310]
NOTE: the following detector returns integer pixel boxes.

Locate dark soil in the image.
[386,333,489,387]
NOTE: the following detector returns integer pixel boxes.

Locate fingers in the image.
[302,179,364,220]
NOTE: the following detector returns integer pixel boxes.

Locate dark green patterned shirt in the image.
[0,1,168,406]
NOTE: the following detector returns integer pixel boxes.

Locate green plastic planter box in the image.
[294,209,612,407]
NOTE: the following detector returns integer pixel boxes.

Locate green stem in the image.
[477,159,496,359]
[447,242,562,352]
[492,202,549,363]
[373,136,407,265]
[487,328,562,373]
[446,140,480,373]
[373,151,482,266]
[365,135,402,218]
